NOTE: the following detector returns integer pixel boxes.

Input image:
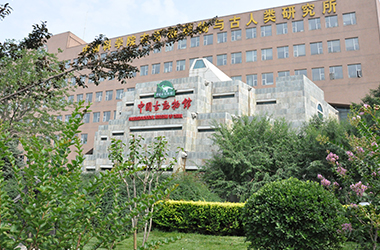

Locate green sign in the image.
[154,80,176,99]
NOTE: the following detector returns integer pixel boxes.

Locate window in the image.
[116,89,124,100]
[56,115,62,121]
[246,50,257,62]
[77,94,83,102]
[329,65,343,79]
[152,63,160,74]
[312,67,325,81]
[190,37,199,47]
[68,95,74,103]
[262,72,274,85]
[343,12,356,26]
[203,56,213,63]
[261,48,273,60]
[95,92,102,102]
[87,74,94,84]
[70,77,76,86]
[105,90,113,101]
[231,52,242,64]
[81,134,88,144]
[246,74,257,86]
[65,60,71,69]
[165,42,174,51]
[140,65,148,76]
[293,44,306,57]
[114,110,116,119]
[348,64,362,78]
[325,15,338,28]
[127,87,135,92]
[153,47,161,53]
[217,32,227,43]
[176,60,186,71]
[292,20,304,32]
[295,69,307,76]
[80,75,86,84]
[345,37,359,51]
[261,25,272,37]
[231,76,242,81]
[83,113,90,123]
[73,58,78,66]
[164,61,172,73]
[203,34,213,45]
[190,58,198,68]
[309,17,321,30]
[177,39,187,49]
[317,104,324,119]
[103,111,111,122]
[246,27,256,39]
[327,40,341,53]
[101,53,107,59]
[65,115,71,123]
[231,29,242,41]
[93,112,100,123]
[217,54,227,66]
[277,46,289,59]
[85,93,93,103]
[310,42,323,55]
[278,71,290,77]
[276,23,288,35]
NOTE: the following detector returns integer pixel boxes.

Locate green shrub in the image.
[153,200,244,236]
[168,172,222,202]
[243,178,346,250]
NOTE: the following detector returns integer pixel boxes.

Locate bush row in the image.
[153,200,245,236]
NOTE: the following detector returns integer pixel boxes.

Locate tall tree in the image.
[202,116,303,202]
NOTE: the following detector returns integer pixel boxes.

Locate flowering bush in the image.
[320,103,380,249]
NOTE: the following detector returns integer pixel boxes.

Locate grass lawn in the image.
[84,230,359,249]
[84,230,249,249]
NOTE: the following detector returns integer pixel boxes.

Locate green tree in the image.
[0,104,177,250]
[0,46,71,139]
[202,116,302,202]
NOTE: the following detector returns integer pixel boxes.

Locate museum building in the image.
[45,0,380,160]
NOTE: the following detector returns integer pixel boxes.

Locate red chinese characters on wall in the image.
[137,98,192,114]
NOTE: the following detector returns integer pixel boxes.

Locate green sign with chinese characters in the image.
[154,80,176,99]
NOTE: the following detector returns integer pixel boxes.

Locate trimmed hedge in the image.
[153,200,245,236]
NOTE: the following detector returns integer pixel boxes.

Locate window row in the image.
[156,13,356,52]
[58,110,118,124]
[67,88,135,103]
[232,64,362,87]
[139,37,359,75]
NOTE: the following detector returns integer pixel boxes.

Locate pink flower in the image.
[372,172,377,177]
[363,104,370,108]
[326,152,339,163]
[371,142,378,147]
[350,203,358,208]
[346,151,355,161]
[342,223,353,232]
[333,182,339,187]
[337,166,347,176]
[321,178,331,187]
[350,181,368,197]
[355,146,364,154]
[317,174,324,180]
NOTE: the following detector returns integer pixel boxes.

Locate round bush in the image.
[243,178,346,250]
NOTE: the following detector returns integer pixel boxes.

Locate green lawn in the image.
[84,230,358,250]
[84,230,249,250]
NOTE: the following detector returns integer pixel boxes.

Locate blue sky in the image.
[1,0,308,43]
